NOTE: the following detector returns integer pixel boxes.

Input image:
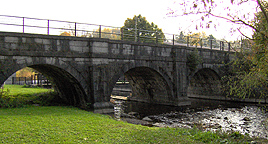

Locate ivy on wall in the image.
[186,49,202,73]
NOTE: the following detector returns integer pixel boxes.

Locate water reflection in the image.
[113,100,125,120]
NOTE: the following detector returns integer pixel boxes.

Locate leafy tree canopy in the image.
[223,1,268,99]
[121,14,165,43]
[176,31,218,47]
[60,32,71,36]
[92,28,121,40]
[16,67,36,78]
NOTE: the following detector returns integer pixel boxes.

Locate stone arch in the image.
[187,68,222,97]
[0,57,89,108]
[109,62,175,105]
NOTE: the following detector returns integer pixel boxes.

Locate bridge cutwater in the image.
[0,16,236,113]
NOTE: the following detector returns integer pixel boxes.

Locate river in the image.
[112,98,268,139]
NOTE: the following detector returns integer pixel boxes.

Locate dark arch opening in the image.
[188,68,222,97]
[112,66,173,105]
[27,64,88,108]
[111,75,131,97]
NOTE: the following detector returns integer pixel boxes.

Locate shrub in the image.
[32,91,66,106]
[0,88,26,108]
[0,85,63,108]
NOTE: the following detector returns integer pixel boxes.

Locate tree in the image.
[60,28,121,39]
[121,14,165,43]
[176,31,218,47]
[222,1,268,100]
[60,32,71,36]
[92,28,121,40]
[170,0,268,100]
[16,67,36,78]
[187,31,208,46]
[207,34,220,48]
[229,1,268,99]
[176,31,186,44]
[60,31,92,37]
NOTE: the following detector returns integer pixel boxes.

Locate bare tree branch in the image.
[237,28,253,40]
[207,12,268,39]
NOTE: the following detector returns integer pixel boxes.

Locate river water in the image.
[113,98,268,139]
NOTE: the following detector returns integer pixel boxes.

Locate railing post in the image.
[195,37,198,47]
[12,77,15,85]
[187,36,189,47]
[156,31,158,43]
[220,41,222,51]
[121,28,124,40]
[222,42,224,51]
[200,39,203,49]
[137,29,140,42]
[22,17,25,33]
[173,34,175,45]
[228,42,230,52]
[99,25,102,38]
[37,74,40,85]
[135,16,137,42]
[74,23,77,37]
[210,39,212,49]
[34,74,36,84]
[47,20,50,35]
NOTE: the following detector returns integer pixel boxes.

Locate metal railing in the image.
[0,15,251,51]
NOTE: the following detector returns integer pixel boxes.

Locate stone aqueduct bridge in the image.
[0,32,231,113]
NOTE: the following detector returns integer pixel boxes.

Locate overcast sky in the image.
[0,0,256,41]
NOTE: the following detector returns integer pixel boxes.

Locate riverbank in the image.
[1,106,267,143]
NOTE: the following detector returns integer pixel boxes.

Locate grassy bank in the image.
[0,106,267,143]
[2,85,53,96]
[0,85,56,108]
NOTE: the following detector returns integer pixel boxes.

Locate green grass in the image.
[0,85,57,108]
[3,85,52,97]
[0,106,189,143]
[0,106,266,144]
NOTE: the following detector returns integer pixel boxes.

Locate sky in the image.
[0,0,257,41]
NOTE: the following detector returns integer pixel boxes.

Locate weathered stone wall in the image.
[89,39,190,112]
[0,32,92,107]
[186,47,231,100]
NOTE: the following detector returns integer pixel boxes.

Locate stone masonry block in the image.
[122,44,134,55]
[5,37,18,43]
[70,41,88,53]
[92,42,108,53]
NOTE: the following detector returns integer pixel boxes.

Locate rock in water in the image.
[142,117,153,122]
